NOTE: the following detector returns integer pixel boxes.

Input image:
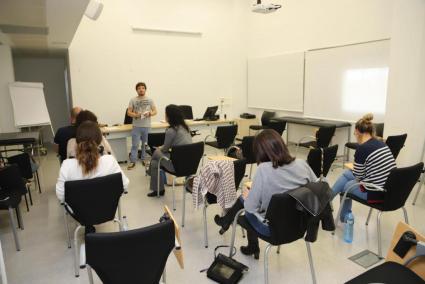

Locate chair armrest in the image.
[297,135,317,145]
[204,135,214,143]
[358,182,385,192]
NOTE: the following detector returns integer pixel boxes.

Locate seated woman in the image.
[56,121,129,203]
[147,105,192,197]
[214,129,318,259]
[66,110,113,159]
[332,113,396,221]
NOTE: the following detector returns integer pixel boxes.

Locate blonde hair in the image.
[355,113,374,135]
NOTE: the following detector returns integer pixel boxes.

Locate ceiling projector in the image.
[252,1,281,14]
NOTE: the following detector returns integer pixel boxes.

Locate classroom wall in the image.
[13,55,71,142]
[0,45,18,133]
[69,0,248,125]
[384,0,425,166]
[233,0,394,150]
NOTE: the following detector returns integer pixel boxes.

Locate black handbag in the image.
[206,246,248,284]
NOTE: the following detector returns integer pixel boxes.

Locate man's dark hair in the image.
[135,82,147,90]
[75,110,98,127]
[253,129,295,168]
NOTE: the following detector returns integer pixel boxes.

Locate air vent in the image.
[0,24,48,35]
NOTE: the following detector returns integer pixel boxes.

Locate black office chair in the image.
[228,191,323,284]
[85,220,175,284]
[249,111,276,133]
[266,120,286,136]
[146,133,166,156]
[158,142,204,212]
[204,125,238,154]
[335,162,423,258]
[0,165,26,251]
[345,123,385,152]
[386,133,407,160]
[178,105,193,119]
[124,108,132,124]
[7,152,40,210]
[228,136,256,178]
[183,159,246,247]
[64,173,126,277]
[307,145,338,179]
[297,125,336,154]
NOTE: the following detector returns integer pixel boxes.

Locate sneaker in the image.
[127,162,136,170]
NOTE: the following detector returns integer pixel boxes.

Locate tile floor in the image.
[0,144,424,284]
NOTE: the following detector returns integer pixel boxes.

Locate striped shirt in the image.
[353,138,396,202]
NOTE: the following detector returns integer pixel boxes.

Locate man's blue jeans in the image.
[130,126,149,162]
[332,170,367,220]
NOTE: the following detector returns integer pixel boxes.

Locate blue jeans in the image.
[332,170,368,220]
[130,127,149,162]
[239,197,271,237]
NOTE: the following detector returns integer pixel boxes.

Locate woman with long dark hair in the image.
[214,129,317,258]
[147,104,192,197]
[56,121,129,202]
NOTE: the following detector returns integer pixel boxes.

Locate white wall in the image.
[69,0,248,125]
[0,45,18,133]
[384,0,425,166]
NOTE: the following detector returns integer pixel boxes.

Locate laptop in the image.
[194,106,218,121]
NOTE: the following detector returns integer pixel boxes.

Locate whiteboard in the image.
[304,40,390,122]
[247,52,305,112]
[9,82,51,128]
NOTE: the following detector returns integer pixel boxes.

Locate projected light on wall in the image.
[342,67,389,114]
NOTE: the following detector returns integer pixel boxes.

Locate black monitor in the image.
[203,106,218,119]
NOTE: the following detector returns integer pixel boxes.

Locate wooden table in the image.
[207,155,236,161]
[101,119,234,163]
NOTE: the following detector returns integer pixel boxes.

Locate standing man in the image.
[127,82,157,169]
[54,106,82,163]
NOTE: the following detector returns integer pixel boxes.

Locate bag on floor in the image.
[205,246,248,284]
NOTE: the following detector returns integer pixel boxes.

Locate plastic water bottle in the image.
[344,211,354,243]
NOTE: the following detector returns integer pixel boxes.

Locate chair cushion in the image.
[299,141,317,149]
[205,141,219,149]
[341,192,385,211]
[345,142,359,150]
[345,261,425,284]
[249,125,265,131]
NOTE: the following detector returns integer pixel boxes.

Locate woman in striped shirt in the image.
[332,113,396,221]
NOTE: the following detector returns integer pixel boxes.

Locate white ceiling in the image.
[0,0,89,51]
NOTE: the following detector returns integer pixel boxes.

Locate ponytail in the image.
[75,121,102,175]
[76,140,100,175]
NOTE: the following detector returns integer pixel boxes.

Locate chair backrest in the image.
[267,120,286,136]
[233,159,247,188]
[264,192,308,245]
[178,105,194,120]
[124,108,132,124]
[316,125,336,148]
[170,142,204,177]
[147,133,166,149]
[215,125,238,149]
[307,145,338,178]
[64,173,124,226]
[386,134,407,160]
[374,123,384,138]
[383,162,423,211]
[261,111,276,126]
[7,152,33,179]
[86,220,175,284]
[0,164,27,198]
[241,136,255,164]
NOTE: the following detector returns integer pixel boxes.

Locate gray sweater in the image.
[244,159,318,221]
[161,125,192,153]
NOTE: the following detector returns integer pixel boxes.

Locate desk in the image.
[207,155,236,161]
[0,131,39,159]
[102,119,234,163]
[275,116,351,158]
